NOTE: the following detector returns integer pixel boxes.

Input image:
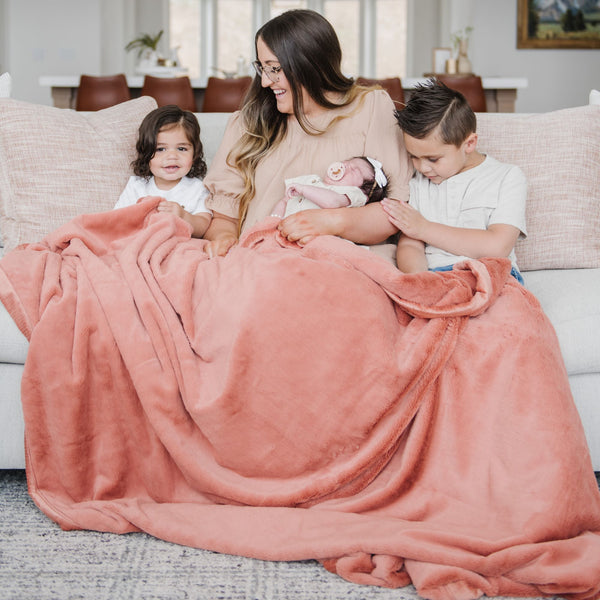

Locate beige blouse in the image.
[204,89,412,234]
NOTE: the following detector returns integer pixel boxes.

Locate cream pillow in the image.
[0,73,12,98]
[0,96,157,253]
[476,105,600,271]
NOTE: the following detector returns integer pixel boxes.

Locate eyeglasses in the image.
[252,61,282,83]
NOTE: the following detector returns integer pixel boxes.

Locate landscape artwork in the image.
[518,0,600,48]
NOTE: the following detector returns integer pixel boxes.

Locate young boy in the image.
[381,79,527,283]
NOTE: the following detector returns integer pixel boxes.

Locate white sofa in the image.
[0,95,599,470]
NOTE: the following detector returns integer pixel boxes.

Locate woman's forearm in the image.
[334,202,398,245]
[203,212,239,257]
[277,202,398,247]
[204,212,239,241]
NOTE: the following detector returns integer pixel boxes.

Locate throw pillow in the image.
[476,104,600,271]
[0,96,157,253]
[0,73,11,98]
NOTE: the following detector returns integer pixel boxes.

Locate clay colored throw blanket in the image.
[1,198,600,600]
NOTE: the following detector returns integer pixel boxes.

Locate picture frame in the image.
[517,0,600,49]
[432,47,452,74]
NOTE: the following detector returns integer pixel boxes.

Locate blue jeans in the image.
[431,264,524,285]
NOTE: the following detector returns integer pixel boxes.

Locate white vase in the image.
[138,49,159,71]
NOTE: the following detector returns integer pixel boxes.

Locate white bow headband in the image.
[366,157,387,188]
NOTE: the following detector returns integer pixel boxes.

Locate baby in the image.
[271,156,388,219]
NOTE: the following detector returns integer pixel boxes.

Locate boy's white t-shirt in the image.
[115,176,211,215]
[408,155,527,270]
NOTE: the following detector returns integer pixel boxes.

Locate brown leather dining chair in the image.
[356,77,405,107]
[141,75,197,112]
[201,76,252,112]
[75,74,131,111]
[435,75,487,113]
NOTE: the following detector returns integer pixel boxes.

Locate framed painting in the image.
[518,0,600,48]
[432,47,452,74]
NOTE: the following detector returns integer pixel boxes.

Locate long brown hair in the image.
[228,9,363,230]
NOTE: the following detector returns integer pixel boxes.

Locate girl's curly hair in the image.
[131,105,207,179]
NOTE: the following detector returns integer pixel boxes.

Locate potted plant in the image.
[125,30,164,68]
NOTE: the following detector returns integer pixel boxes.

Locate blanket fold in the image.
[1,198,599,600]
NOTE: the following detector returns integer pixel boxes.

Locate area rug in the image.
[1,469,571,600]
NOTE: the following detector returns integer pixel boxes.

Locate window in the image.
[169,0,407,82]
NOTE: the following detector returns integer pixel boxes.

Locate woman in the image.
[202,9,412,256]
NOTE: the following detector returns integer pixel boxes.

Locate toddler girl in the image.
[115,105,212,238]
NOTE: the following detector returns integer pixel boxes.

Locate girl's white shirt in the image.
[115,176,211,215]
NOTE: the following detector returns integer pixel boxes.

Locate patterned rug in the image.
[3,469,594,600]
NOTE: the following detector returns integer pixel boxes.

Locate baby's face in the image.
[324,158,373,187]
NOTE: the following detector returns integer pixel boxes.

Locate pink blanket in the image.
[1,198,600,599]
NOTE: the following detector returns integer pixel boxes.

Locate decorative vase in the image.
[457,39,472,75]
[138,49,159,71]
[445,58,458,74]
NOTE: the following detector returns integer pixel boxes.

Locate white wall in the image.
[0,0,165,106]
[3,0,102,105]
[1,0,598,112]
[408,0,598,112]
[467,0,599,112]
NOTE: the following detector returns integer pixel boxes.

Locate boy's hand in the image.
[157,200,185,218]
[381,198,428,240]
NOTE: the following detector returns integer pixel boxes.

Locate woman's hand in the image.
[278,202,398,247]
[204,236,238,258]
[277,208,342,246]
[202,212,239,258]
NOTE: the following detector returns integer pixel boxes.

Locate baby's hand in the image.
[286,185,301,198]
[381,198,428,240]
[157,200,185,218]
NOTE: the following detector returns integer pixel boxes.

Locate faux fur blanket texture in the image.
[1,198,599,600]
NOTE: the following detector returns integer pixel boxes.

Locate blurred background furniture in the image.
[75,74,131,111]
[41,76,527,113]
[141,75,197,111]
[435,74,487,112]
[356,77,405,107]
[201,76,252,112]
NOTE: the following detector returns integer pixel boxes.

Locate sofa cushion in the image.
[477,105,600,271]
[0,96,157,253]
[523,268,600,376]
[195,112,231,166]
[0,300,28,364]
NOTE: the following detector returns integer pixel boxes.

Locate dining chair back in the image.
[201,77,252,112]
[356,77,405,107]
[435,75,487,113]
[141,75,197,112]
[75,74,131,111]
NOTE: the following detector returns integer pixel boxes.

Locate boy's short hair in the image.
[394,78,476,147]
